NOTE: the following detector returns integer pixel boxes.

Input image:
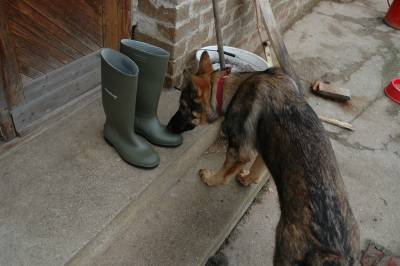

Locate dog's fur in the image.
[167,52,360,265]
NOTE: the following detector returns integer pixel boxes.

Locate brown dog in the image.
[167,51,360,265]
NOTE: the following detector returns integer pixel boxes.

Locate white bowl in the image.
[195,45,270,72]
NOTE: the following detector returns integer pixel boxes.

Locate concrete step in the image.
[66,142,268,266]
[0,87,264,266]
[0,88,262,266]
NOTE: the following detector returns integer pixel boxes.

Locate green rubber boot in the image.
[101,48,159,168]
[120,39,183,147]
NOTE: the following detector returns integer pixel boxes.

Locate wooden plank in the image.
[103,0,119,49]
[10,55,101,133]
[8,0,92,56]
[258,0,304,96]
[0,73,5,109]
[21,0,101,51]
[14,36,64,70]
[7,4,84,61]
[14,35,64,75]
[65,0,103,46]
[85,0,102,16]
[16,49,54,77]
[23,51,100,101]
[0,0,24,107]
[63,0,103,44]
[312,81,351,101]
[10,21,74,65]
[11,68,100,134]
[122,0,132,40]
[103,0,132,49]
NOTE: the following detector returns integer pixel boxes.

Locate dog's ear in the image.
[197,51,213,74]
[191,74,210,97]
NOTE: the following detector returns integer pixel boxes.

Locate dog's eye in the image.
[191,118,200,125]
[192,111,201,118]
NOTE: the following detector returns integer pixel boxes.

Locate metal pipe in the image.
[211,0,226,70]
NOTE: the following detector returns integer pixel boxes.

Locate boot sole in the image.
[103,137,159,170]
[134,130,182,148]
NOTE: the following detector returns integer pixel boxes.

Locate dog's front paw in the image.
[199,169,215,186]
[199,169,223,186]
[238,169,250,178]
[199,168,214,180]
[236,169,257,187]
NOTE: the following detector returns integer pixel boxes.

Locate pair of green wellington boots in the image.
[101,40,182,169]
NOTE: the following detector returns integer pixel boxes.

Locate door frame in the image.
[103,0,132,50]
[0,0,24,108]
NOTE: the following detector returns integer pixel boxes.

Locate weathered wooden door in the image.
[0,0,131,140]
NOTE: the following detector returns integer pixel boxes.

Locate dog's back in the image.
[226,68,360,265]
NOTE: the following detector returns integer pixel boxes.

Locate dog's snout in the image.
[166,120,175,132]
[167,112,178,133]
[167,109,195,134]
[167,110,184,133]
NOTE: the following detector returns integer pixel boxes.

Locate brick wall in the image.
[131,0,320,89]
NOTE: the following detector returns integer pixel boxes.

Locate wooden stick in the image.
[312,81,351,102]
[211,0,226,70]
[318,115,353,131]
[258,0,304,96]
[0,108,16,141]
[0,0,24,107]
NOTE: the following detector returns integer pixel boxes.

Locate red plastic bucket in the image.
[384,78,400,104]
[384,0,400,29]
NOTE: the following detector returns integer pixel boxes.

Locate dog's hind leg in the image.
[199,146,251,186]
[236,154,268,186]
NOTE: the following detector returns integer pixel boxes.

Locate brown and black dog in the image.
[167,51,360,265]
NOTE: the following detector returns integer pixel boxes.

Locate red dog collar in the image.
[215,68,231,115]
[216,76,225,115]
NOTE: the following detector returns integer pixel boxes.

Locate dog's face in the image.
[166,82,203,133]
[167,51,216,134]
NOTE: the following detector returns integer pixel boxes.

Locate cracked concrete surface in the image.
[214,0,400,265]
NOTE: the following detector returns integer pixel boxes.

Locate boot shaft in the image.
[101,48,139,130]
[120,39,170,117]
